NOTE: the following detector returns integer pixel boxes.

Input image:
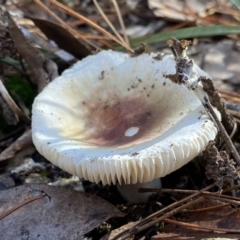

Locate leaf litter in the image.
[1,0,240,239]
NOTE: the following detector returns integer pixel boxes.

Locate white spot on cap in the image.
[125,127,139,137]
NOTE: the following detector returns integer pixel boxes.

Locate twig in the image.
[136,183,215,224]
[139,188,205,194]
[201,77,235,134]
[0,127,24,147]
[235,118,240,125]
[228,109,240,118]
[182,203,230,213]
[219,88,240,99]
[113,183,216,239]
[230,180,236,197]
[0,129,33,161]
[49,0,133,53]
[112,0,130,47]
[222,184,240,193]
[203,194,240,206]
[220,120,237,152]
[201,191,240,202]
[163,218,240,234]
[33,0,98,50]
[203,96,240,165]
[0,78,30,123]
[93,0,126,46]
[139,187,240,202]
[113,197,205,240]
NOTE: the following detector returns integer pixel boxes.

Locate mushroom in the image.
[32,50,220,203]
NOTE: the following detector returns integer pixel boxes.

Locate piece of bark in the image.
[0,78,30,123]
[0,129,33,161]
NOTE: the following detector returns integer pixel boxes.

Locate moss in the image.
[0,75,35,133]
[4,75,36,108]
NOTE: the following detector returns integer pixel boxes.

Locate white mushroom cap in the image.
[32,50,219,185]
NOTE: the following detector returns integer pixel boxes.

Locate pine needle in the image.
[93,0,128,49]
[34,0,99,50]
[49,0,133,53]
[112,0,130,47]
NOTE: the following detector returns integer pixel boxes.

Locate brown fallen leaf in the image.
[0,129,33,161]
[0,184,124,239]
[28,17,90,60]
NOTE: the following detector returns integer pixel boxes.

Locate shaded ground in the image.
[1,0,240,239]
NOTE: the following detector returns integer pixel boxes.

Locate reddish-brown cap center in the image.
[81,96,160,147]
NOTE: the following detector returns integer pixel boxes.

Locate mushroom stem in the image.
[117,178,162,204]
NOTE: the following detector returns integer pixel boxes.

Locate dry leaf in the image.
[0,184,124,239]
[28,17,90,60]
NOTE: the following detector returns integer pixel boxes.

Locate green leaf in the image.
[129,25,240,47]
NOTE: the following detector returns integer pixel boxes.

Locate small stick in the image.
[201,192,240,202]
[163,218,240,234]
[49,0,134,53]
[34,0,98,50]
[203,194,240,206]
[112,0,130,47]
[0,78,30,123]
[223,184,240,193]
[114,197,205,240]
[139,187,240,202]
[203,96,240,165]
[113,183,216,240]
[183,203,230,213]
[93,0,126,46]
[201,77,235,134]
